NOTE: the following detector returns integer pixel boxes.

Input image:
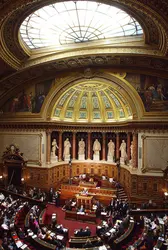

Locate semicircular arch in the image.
[43,71,145,123]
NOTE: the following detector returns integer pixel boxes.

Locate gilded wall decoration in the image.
[0,133,42,165]
[3,79,52,113]
[125,73,168,112]
[142,135,168,173]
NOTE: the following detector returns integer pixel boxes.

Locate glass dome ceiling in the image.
[51,81,133,123]
[20,1,143,49]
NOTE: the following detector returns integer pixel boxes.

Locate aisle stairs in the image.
[117,187,128,201]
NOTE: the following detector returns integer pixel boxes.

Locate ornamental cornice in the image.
[0,0,168,69]
[0,55,168,108]
[0,121,168,133]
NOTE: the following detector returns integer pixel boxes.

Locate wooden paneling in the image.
[120,168,164,204]
[24,162,118,191]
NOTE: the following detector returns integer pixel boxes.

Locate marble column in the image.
[72,132,76,160]
[87,132,91,160]
[127,132,131,161]
[58,132,62,161]
[102,133,106,161]
[132,132,138,168]
[46,130,51,164]
[116,133,120,160]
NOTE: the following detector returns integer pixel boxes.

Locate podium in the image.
[76,194,93,209]
[79,180,97,188]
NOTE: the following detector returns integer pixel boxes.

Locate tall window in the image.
[20,1,143,49]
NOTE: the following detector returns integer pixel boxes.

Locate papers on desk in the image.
[32,235,37,239]
[158,237,165,241]
[99,246,107,250]
[56,235,64,240]
[16,240,23,248]
[21,244,28,249]
[1,224,8,230]
[10,223,14,229]
[77,212,85,214]
[151,221,156,230]
[158,218,164,225]
[116,220,122,224]
[28,232,34,236]
[101,212,107,215]
[109,228,116,233]
[50,232,55,237]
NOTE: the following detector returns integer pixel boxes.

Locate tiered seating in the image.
[69,235,101,248]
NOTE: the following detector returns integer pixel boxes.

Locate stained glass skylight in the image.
[20,1,143,49]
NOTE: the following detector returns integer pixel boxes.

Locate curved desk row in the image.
[69,235,101,248]
[65,210,97,224]
[112,220,135,249]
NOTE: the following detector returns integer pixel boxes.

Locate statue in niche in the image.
[78,138,85,155]
[130,141,133,164]
[93,139,101,161]
[51,139,59,157]
[63,138,71,161]
[119,140,127,163]
[78,138,85,160]
[107,140,115,162]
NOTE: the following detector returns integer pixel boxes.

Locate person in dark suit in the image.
[83,226,91,236]
[78,205,84,212]
[83,239,93,248]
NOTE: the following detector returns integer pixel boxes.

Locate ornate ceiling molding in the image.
[0,120,168,133]
[0,55,168,108]
[0,0,168,70]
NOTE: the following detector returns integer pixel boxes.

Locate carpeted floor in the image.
[43,204,98,238]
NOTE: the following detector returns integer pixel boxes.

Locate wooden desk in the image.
[76,194,93,209]
[79,181,98,188]
[69,235,99,248]
[65,210,97,224]
[61,184,117,205]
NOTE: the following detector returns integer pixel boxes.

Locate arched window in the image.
[20,1,143,49]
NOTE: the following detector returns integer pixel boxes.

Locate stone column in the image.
[102,133,106,161]
[132,132,138,168]
[116,133,120,160]
[58,132,62,161]
[127,132,131,161]
[87,132,91,160]
[46,130,51,164]
[72,132,76,160]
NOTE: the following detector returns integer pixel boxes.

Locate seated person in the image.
[83,226,91,236]
[89,177,94,182]
[44,231,52,241]
[56,224,64,234]
[83,239,93,248]
[94,237,103,247]
[81,188,88,195]
[78,205,85,213]
[74,228,84,237]
[102,175,107,180]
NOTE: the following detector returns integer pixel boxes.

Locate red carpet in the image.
[43,204,98,238]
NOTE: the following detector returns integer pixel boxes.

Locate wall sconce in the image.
[164,192,168,197]
[0,176,3,179]
[21,178,24,182]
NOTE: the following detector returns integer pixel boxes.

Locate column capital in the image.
[46,129,52,135]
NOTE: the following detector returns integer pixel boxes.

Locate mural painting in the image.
[4,80,52,113]
[125,74,168,112]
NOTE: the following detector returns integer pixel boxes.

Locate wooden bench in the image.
[113,220,135,249]
[69,235,100,248]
